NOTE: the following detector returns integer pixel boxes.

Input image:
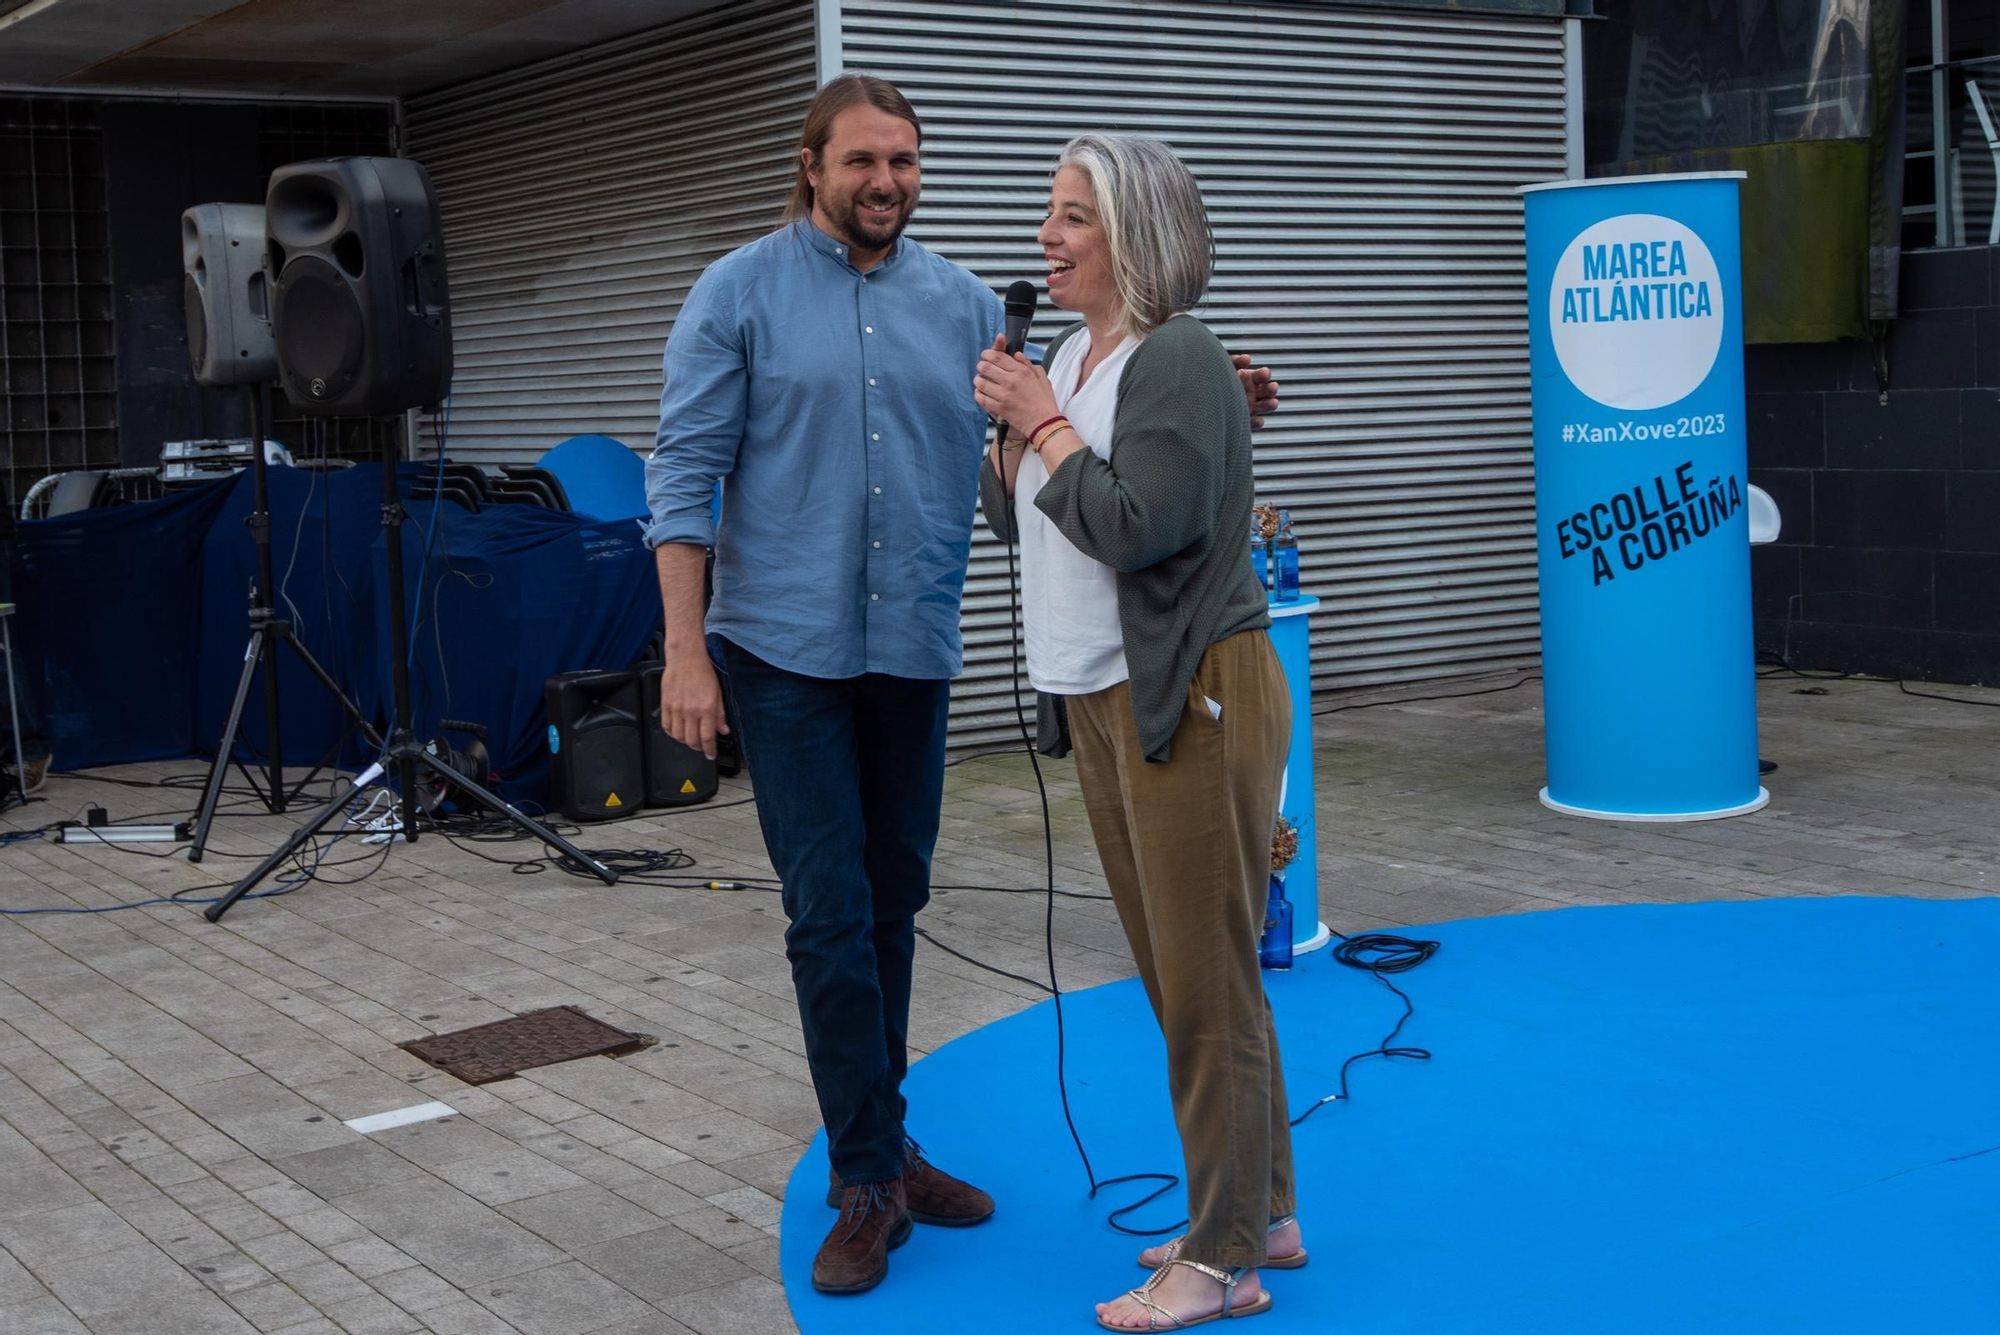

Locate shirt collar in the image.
[797,217,901,274]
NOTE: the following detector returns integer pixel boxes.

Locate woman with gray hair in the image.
[973,133,1301,1330]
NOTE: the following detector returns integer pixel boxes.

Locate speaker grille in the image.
[274,255,365,392]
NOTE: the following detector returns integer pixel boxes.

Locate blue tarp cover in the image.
[11,464,661,806]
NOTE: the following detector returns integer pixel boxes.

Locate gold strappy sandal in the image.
[1136,1215,1307,1271]
[1097,1256,1274,1330]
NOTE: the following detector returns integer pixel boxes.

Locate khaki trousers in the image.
[1067,628,1297,1269]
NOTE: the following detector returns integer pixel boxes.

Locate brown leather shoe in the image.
[811,1178,912,1295]
[825,1140,994,1226]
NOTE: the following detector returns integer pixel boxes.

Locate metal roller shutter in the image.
[402,0,817,468]
[838,0,1573,744]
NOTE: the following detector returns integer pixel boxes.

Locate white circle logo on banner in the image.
[1549,213,1724,412]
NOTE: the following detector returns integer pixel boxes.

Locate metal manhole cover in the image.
[402,1005,655,1084]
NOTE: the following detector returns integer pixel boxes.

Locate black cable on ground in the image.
[1313,671,1540,717]
[1287,931,1438,1128]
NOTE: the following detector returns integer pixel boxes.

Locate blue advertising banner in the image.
[1520,172,1767,820]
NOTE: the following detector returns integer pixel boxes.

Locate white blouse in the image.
[1014,327,1142,696]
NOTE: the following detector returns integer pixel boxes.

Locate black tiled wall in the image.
[1747,246,2000,685]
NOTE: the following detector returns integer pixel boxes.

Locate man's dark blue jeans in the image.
[715,637,949,1188]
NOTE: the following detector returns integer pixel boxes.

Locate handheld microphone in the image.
[1002,279,1038,357]
[993,280,1040,440]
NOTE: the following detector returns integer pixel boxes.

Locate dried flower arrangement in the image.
[1253,503,1280,540]
[1270,813,1299,875]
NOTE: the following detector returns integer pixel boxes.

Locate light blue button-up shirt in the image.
[644,220,1003,681]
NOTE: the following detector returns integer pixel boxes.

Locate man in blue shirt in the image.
[646,75,1000,1296]
[645,74,1277,1295]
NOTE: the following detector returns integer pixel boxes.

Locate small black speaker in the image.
[634,663,719,807]
[545,670,644,822]
[266,156,451,415]
[181,203,277,386]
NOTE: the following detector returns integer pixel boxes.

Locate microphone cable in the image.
[988,417,1440,1238]
[994,442,1180,1233]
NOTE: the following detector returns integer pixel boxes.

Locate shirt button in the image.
[868,378,877,386]
[870,593,880,601]
[871,433,880,441]
[873,486,882,495]
[872,541,882,549]
[864,325,874,334]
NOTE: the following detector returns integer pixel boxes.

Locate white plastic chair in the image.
[1747,484,1782,545]
[1969,79,2000,247]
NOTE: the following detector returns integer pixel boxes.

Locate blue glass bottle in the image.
[1249,517,1268,593]
[1259,875,1294,969]
[1273,509,1300,603]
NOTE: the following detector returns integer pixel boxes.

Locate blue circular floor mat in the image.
[780,896,1999,1333]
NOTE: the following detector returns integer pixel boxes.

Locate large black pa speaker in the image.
[265,156,451,415]
[181,203,277,387]
[634,663,719,807]
[545,670,644,822]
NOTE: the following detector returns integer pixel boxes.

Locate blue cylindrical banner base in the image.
[1521,172,1763,821]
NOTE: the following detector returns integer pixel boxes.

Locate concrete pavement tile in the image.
[698,1076,822,1141]
[711,1148,802,1202]
[203,1203,290,1244]
[80,1289,263,1335]
[644,1107,793,1162]
[720,1235,780,1283]
[242,1181,333,1220]
[507,1134,648,1190]
[189,1248,280,1296]
[700,1187,782,1231]
[0,1143,91,1220]
[664,1205,766,1250]
[322,1290,425,1334]
[416,1298,526,1334]
[333,1178,566,1287]
[370,1118,517,1171]
[426,1150,591,1207]
[212,1157,292,1194]
[366,1265,463,1313]
[0,1243,49,1305]
[607,1178,706,1220]
[35,1238,208,1317]
[107,1195,235,1262]
[650,1162,747,1200]
[495,1186,674,1251]
[272,1141,426,1200]
[659,1274,799,1335]
[0,1295,90,1334]
[167,1177,247,1212]
[180,1132,260,1169]
[574,1317,698,1335]
[223,1281,321,1333]
[132,1148,212,1187]
[572,1224,749,1303]
[239,1229,330,1274]
[284,1207,371,1250]
[324,1236,416,1280]
[280,1260,376,1308]
[45,1146,156,1205]
[598,1138,692,1176]
[0,1201,145,1268]
[471,1260,659,1335]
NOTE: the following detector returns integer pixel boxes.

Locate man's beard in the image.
[822,190,912,253]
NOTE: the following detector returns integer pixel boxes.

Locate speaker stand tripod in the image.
[204,429,616,923]
[190,386,375,862]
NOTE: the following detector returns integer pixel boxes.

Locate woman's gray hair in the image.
[1056,133,1214,337]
